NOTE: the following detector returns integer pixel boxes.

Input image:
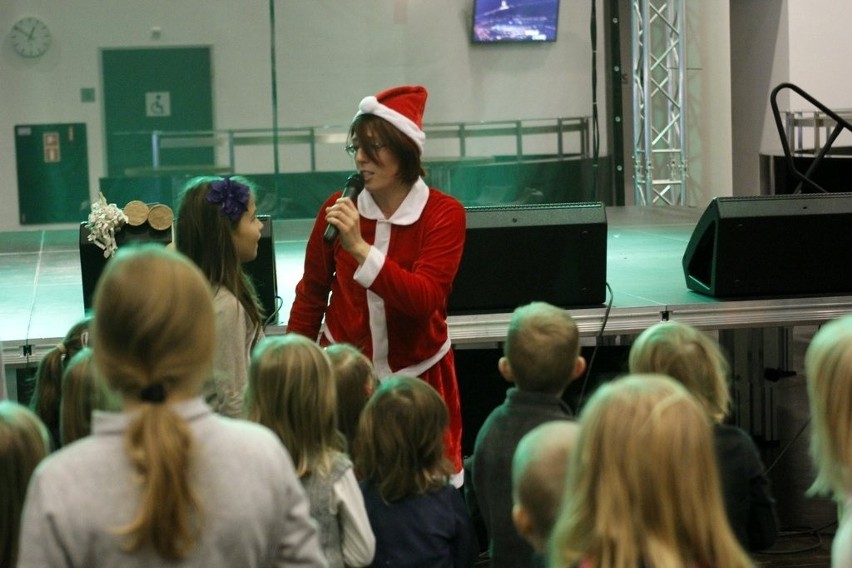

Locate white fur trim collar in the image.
[357,178,429,225]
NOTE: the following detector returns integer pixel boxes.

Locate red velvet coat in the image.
[288,179,466,471]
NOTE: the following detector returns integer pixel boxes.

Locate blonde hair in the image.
[0,401,49,568]
[59,348,120,446]
[629,320,731,423]
[29,317,90,441]
[325,343,378,452]
[354,375,453,502]
[246,334,343,477]
[805,315,852,498]
[548,374,754,568]
[92,244,215,561]
[504,302,581,394]
[511,420,579,544]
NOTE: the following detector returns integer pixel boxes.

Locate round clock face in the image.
[10,17,52,58]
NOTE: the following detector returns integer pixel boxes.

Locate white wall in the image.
[730,0,852,197]
[730,0,787,196]
[0,0,606,232]
[8,0,825,229]
[684,0,733,206]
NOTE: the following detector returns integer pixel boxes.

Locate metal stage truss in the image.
[632,0,687,206]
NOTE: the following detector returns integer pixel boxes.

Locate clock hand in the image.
[28,24,36,40]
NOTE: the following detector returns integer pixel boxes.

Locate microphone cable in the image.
[574,281,614,412]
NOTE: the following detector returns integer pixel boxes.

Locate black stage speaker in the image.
[80,215,278,319]
[682,193,852,298]
[244,215,279,323]
[448,202,607,314]
[79,222,173,311]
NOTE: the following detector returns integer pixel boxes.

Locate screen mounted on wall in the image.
[471,0,560,43]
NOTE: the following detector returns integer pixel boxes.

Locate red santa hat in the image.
[356,85,428,153]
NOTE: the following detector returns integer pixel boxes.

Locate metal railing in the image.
[139,116,590,174]
[783,108,852,155]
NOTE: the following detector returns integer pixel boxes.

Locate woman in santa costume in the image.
[287,85,466,481]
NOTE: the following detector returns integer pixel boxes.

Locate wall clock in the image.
[10,17,52,58]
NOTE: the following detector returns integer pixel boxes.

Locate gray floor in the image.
[750,325,835,567]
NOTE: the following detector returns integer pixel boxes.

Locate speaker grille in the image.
[448,202,607,314]
[683,193,852,298]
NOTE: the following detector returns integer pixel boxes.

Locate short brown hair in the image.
[349,114,425,185]
[505,302,581,394]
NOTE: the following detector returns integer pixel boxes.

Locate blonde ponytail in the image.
[92,245,215,561]
[116,404,201,560]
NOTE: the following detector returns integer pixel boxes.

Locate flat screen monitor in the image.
[471,0,560,44]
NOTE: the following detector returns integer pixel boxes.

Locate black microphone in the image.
[322,173,365,242]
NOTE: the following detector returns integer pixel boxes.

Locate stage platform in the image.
[3,205,852,402]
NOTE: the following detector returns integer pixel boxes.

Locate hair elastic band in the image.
[139,383,167,404]
[56,342,67,355]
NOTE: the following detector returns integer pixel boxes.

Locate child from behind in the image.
[18,246,325,567]
[59,347,121,446]
[549,374,754,568]
[246,334,375,568]
[355,375,479,568]
[804,314,852,566]
[467,301,586,568]
[511,420,580,562]
[29,317,90,449]
[0,401,49,568]
[629,320,778,551]
[325,343,378,453]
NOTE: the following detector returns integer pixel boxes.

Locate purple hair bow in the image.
[207,178,250,223]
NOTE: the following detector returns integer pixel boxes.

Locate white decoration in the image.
[85,193,128,258]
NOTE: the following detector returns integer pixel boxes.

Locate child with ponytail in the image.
[18,245,324,567]
[29,317,90,448]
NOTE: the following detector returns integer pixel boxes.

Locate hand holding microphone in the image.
[323,173,365,242]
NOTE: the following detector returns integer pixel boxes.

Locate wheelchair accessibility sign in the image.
[145,92,171,117]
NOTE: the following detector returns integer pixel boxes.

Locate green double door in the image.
[102,47,214,178]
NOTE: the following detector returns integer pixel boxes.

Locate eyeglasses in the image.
[344,142,386,158]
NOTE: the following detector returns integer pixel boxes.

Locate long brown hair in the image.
[175,175,263,326]
[29,317,90,440]
[354,375,452,502]
[93,245,215,561]
[0,401,49,568]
